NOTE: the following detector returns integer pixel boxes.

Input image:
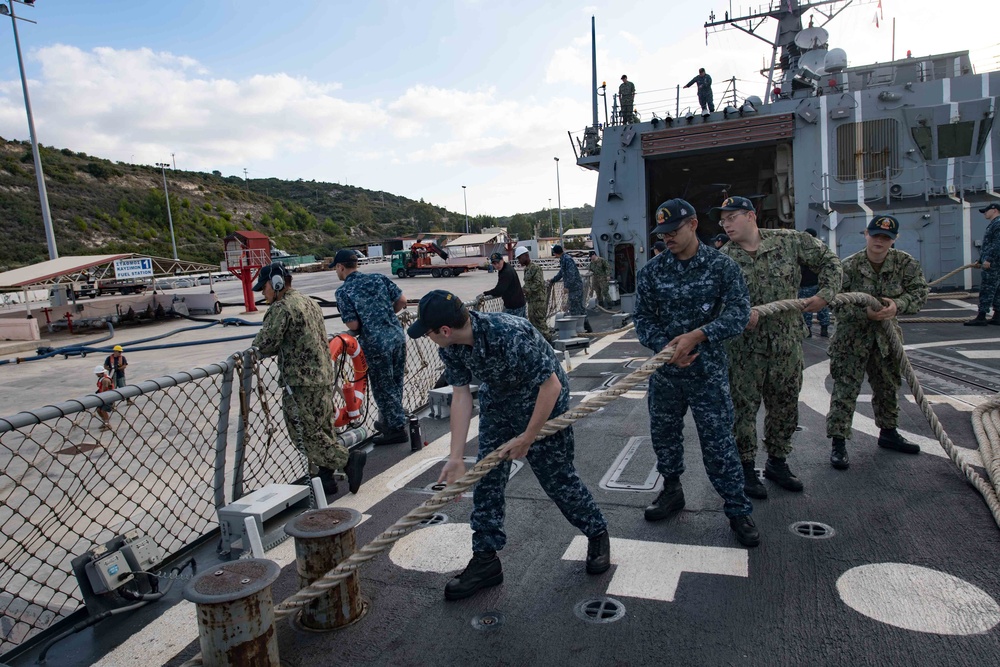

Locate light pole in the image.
[156,163,178,260]
[554,157,563,239]
[1,0,57,260]
[462,185,469,234]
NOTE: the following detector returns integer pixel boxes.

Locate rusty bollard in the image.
[183,559,281,666]
[284,507,364,630]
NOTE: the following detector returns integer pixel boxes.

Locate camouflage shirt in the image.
[721,229,842,343]
[253,288,333,387]
[439,311,568,400]
[833,247,929,353]
[634,242,750,378]
[522,261,547,303]
[551,254,583,290]
[335,271,405,356]
[982,217,1000,265]
[590,256,610,280]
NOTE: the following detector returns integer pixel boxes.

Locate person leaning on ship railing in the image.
[964,202,1000,327]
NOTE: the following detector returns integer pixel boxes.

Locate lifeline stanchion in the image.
[182,559,281,667]
[284,508,365,631]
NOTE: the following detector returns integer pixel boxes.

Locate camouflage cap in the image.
[708,196,755,223]
[867,214,899,239]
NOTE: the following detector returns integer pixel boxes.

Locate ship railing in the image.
[606,77,752,126]
[0,296,513,657]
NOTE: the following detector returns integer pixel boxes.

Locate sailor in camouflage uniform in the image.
[826,215,929,469]
[588,250,612,308]
[634,199,759,548]
[408,290,610,600]
[516,246,555,342]
[715,196,842,498]
[549,245,587,318]
[332,249,409,446]
[965,203,1000,326]
[252,263,366,494]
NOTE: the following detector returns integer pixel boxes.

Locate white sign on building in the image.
[113,258,154,280]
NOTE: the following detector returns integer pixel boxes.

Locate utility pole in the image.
[171,153,176,170]
[554,157,563,239]
[156,163,178,260]
[243,168,249,193]
[462,185,469,234]
[1,0,57,259]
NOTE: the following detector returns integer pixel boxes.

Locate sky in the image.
[0,0,996,219]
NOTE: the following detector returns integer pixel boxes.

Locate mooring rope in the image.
[179,289,1000,666]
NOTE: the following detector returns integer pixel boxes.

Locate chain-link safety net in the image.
[0,362,235,654]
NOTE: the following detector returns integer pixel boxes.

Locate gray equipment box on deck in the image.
[218,483,311,556]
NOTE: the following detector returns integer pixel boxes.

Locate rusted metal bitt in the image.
[284,507,364,630]
[183,559,281,667]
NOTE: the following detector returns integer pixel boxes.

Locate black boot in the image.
[586,530,611,574]
[729,515,760,548]
[373,419,387,433]
[820,324,829,337]
[317,466,338,495]
[372,427,408,446]
[964,312,988,327]
[830,438,850,470]
[584,317,593,333]
[877,428,920,454]
[742,462,767,499]
[806,327,813,338]
[644,478,685,521]
[763,457,804,492]
[344,449,367,494]
[444,551,503,601]
[990,313,1000,326]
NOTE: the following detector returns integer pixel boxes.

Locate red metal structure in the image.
[223,231,271,313]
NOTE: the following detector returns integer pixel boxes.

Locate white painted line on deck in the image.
[944,299,979,311]
[562,536,748,602]
[954,350,1000,359]
[800,361,983,467]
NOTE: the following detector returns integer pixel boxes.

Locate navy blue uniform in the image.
[551,254,585,316]
[633,243,753,518]
[336,271,408,431]
[439,311,607,552]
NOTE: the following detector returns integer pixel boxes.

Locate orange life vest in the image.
[329,334,368,427]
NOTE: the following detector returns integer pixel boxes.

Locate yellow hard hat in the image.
[113,345,124,352]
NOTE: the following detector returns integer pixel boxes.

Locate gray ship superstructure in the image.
[577,0,999,310]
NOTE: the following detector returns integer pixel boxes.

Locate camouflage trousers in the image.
[648,369,752,518]
[978,268,1000,315]
[365,343,408,432]
[592,277,610,308]
[471,386,607,553]
[504,305,527,318]
[566,286,585,316]
[727,335,803,462]
[826,336,902,439]
[797,285,831,327]
[282,385,349,472]
[527,300,555,341]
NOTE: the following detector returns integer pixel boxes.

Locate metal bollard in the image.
[284,507,365,631]
[183,559,281,667]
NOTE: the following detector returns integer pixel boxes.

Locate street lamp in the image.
[155,163,178,260]
[554,157,563,239]
[1,0,57,260]
[462,185,469,234]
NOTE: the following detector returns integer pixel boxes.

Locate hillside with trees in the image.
[0,137,594,269]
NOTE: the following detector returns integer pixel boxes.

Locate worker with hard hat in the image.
[104,345,129,390]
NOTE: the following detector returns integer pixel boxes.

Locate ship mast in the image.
[704,0,859,103]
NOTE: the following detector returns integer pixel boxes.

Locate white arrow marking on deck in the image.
[562,536,747,602]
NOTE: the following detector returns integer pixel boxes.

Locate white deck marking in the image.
[562,536,747,602]
[837,564,1000,635]
[800,360,983,467]
[389,523,475,573]
[943,299,979,311]
[955,350,1000,359]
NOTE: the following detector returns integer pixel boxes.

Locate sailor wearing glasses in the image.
[715,196,842,499]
